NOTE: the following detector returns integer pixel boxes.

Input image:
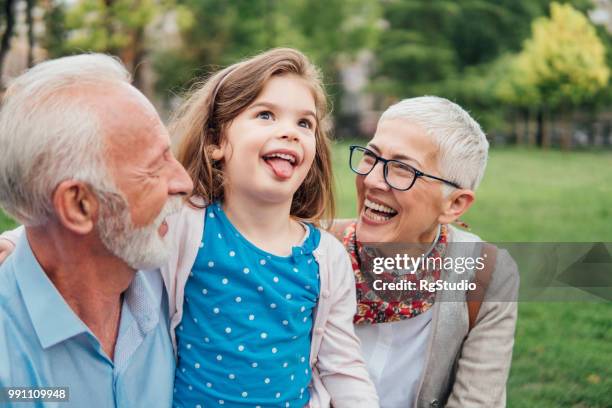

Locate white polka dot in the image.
[260,259,266,265]
[204,337,210,343]
[251,362,258,368]
[243,267,250,274]
[241,391,248,398]
[300,306,306,312]
[202,288,208,295]
[229,250,235,257]
[300,388,304,393]
[186,343,192,349]
[282,320,288,325]
[276,392,281,398]
[190,271,194,277]
[194,362,200,369]
[193,318,198,323]
[292,335,298,339]
[206,382,212,388]
[216,354,223,361]
[285,294,292,300]
[305,369,309,374]
[283,362,288,368]
[218,400,224,405]
[257,286,264,292]
[199,242,204,248]
[272,347,278,353]
[208,261,214,267]
[221,277,228,284]
[303,317,308,322]
[188,385,193,391]
[218,233,222,239]
[209,212,215,218]
[273,276,279,283]
[213,307,220,314]
[305,285,311,290]
[196,404,200,408]
[291,374,295,381]
[300,356,306,363]
[260,332,268,339]
[181,368,185,373]
[249,314,255,321]
[270,303,277,309]
[308,259,312,264]
[228,373,235,380]
[264,378,270,384]
[235,297,242,303]
[286,403,290,407]
[225,327,232,334]
[293,267,299,272]
[238,345,245,351]
[179,325,183,331]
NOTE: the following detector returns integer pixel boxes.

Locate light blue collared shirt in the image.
[0,234,175,407]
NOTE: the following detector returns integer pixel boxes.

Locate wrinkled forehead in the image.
[370,118,440,170]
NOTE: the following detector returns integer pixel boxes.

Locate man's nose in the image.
[168,156,193,196]
[363,161,389,191]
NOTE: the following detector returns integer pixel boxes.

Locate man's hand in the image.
[0,239,15,264]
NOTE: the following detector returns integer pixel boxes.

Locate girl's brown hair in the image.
[172,48,335,225]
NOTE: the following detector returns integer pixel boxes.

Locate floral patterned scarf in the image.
[343,222,448,324]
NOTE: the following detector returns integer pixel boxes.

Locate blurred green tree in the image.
[500,2,609,147]
[153,0,381,119]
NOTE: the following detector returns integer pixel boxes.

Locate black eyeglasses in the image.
[349,145,461,191]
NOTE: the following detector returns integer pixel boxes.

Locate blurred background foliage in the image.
[3,0,612,148]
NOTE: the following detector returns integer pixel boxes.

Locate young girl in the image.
[0,48,378,408]
[163,48,378,408]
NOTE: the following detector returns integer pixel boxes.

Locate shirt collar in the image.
[14,233,91,349]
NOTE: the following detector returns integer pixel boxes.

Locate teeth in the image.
[264,153,296,164]
[364,198,397,214]
[364,208,392,222]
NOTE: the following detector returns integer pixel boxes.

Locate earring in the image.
[207,145,223,161]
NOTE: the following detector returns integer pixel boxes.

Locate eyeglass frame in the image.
[349,145,462,191]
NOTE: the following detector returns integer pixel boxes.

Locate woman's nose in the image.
[363,161,389,191]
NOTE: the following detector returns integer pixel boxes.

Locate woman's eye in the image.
[257,111,272,120]
[298,118,313,129]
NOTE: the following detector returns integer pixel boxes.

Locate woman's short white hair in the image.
[0,53,131,225]
[380,96,489,193]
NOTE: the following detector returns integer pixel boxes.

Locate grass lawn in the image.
[1,144,611,406]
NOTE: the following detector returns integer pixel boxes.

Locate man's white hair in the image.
[0,53,131,225]
[380,96,489,193]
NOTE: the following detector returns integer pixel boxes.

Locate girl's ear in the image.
[207,145,224,161]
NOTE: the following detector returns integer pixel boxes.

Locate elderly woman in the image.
[332,96,519,408]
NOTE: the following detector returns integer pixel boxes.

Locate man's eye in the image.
[257,111,272,120]
[298,118,313,129]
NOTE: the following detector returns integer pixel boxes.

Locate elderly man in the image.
[0,54,192,406]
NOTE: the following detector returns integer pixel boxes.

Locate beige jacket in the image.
[159,200,379,408]
[413,226,519,408]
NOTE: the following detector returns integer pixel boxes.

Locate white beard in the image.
[97,193,181,271]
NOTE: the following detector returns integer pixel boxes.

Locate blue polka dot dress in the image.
[174,202,320,408]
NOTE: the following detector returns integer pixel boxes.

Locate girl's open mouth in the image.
[262,151,298,179]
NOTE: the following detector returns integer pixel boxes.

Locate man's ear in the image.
[438,189,475,225]
[52,180,98,234]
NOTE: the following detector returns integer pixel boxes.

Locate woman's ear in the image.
[52,180,98,235]
[438,189,475,225]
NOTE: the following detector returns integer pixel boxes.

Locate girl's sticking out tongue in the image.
[266,157,294,179]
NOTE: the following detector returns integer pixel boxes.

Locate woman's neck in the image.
[222,190,304,256]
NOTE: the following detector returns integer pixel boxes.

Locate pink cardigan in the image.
[160,199,379,408]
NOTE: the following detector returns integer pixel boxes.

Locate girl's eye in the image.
[298,118,314,129]
[257,111,273,120]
